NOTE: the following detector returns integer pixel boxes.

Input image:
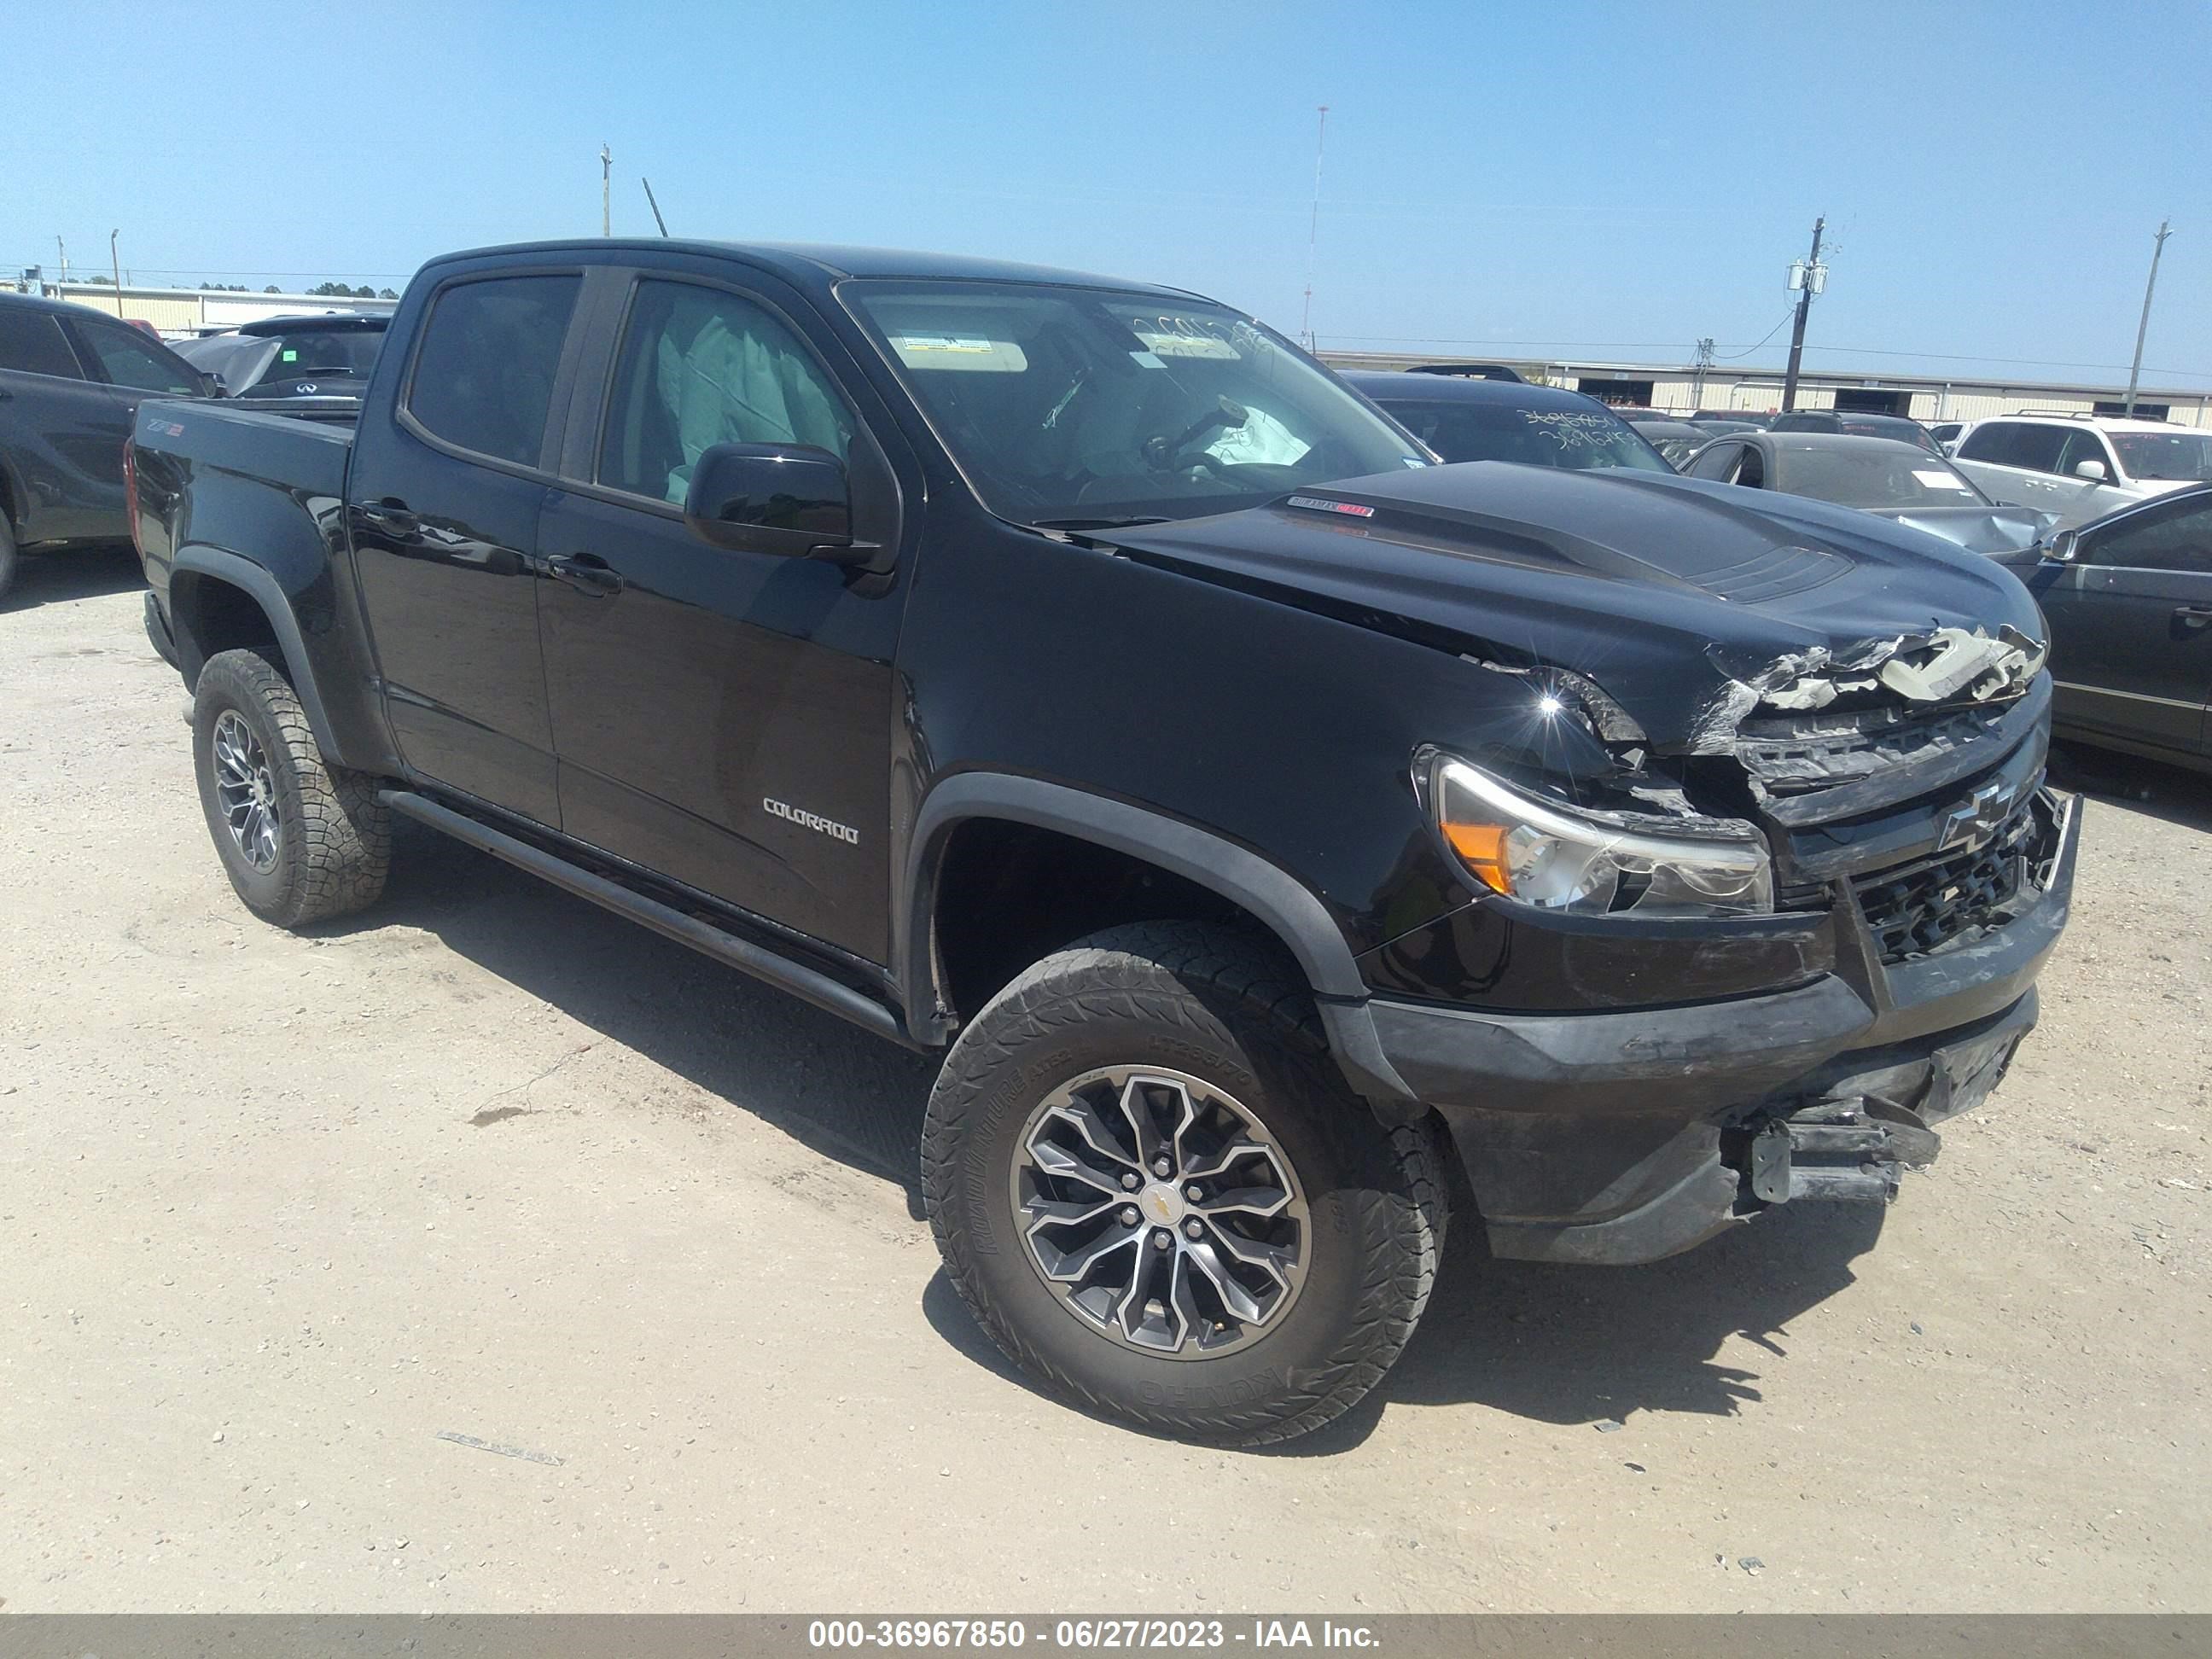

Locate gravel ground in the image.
[2,549,2207,1614]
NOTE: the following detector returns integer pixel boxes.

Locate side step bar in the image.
[378,789,921,1051]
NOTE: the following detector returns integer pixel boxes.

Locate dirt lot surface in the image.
[3,550,2208,1615]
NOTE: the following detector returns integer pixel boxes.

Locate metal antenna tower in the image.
[1299,105,1329,350]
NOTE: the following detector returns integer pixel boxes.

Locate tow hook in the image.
[1742,1096,1943,1205]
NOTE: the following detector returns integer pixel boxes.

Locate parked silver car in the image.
[1680,431,2054,555]
[1950,414,2212,530]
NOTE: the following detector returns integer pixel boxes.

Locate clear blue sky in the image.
[11,0,2209,387]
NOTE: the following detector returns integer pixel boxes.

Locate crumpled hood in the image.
[1098,462,2047,750]
[1865,502,2054,556]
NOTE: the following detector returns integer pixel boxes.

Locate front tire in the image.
[923,922,1446,1446]
[0,514,18,606]
[191,648,389,928]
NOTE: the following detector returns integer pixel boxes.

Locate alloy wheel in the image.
[212,709,280,873]
[1010,1066,1309,1358]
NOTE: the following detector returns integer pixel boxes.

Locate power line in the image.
[1714,311,1798,360]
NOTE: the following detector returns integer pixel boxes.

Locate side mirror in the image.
[197,370,226,399]
[2072,458,2109,482]
[681,442,872,562]
[2046,529,2081,563]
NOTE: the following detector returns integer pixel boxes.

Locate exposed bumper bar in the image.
[1344,789,2080,1266]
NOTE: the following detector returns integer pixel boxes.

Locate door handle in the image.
[545,552,624,597]
[2176,604,2212,630]
[357,501,421,538]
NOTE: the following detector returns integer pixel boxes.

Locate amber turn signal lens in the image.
[1441,821,1512,895]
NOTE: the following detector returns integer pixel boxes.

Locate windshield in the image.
[1373,399,1671,472]
[2111,430,2212,482]
[1773,445,1990,509]
[843,281,1426,525]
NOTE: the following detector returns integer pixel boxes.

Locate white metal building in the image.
[1318,351,2212,429]
[8,280,399,339]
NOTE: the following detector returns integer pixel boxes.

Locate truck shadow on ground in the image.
[375,823,1893,1455]
[370,819,940,1208]
[3,545,145,611]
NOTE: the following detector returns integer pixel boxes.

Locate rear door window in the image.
[74,321,200,393]
[0,309,85,379]
[1959,422,2065,473]
[405,276,581,469]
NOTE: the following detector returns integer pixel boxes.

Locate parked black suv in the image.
[128,240,2077,1444]
[0,290,209,601]
[173,312,389,400]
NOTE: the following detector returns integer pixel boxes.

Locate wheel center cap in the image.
[1138,1183,1187,1226]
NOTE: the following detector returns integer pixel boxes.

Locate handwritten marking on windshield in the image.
[1520,410,1629,451]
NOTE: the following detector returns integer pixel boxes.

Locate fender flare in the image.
[170,545,342,760]
[899,772,1420,1116]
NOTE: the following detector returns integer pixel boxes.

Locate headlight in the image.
[1431,757,1773,918]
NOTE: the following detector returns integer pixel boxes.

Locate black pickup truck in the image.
[130,239,2077,1445]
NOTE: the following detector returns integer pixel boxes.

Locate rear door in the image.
[346,270,585,826]
[1,309,197,544]
[532,264,913,963]
[2037,492,2212,758]
[1954,421,2068,513]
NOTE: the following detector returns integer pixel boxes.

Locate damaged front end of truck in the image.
[1103,463,2081,1262]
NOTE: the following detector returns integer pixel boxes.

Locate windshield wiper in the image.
[1028,515,1173,532]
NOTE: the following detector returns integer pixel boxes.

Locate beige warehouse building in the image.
[1319,351,2212,428]
[9,279,398,338]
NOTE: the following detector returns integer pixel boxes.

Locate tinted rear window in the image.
[257,328,384,385]
[406,276,579,467]
[0,309,83,379]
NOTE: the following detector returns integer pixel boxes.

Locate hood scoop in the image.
[1691,542,1854,604]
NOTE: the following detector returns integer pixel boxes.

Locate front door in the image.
[2036,492,2212,758]
[534,271,909,963]
[346,271,584,826]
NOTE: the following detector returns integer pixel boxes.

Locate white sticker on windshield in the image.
[1130,325,1241,360]
[889,335,1027,373]
[1913,469,1970,490]
[1129,351,1165,370]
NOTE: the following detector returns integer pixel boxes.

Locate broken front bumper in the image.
[1350,790,2080,1266]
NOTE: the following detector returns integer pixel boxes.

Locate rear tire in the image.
[0,515,18,606]
[923,921,1446,1446]
[191,648,389,928]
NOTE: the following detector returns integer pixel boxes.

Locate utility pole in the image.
[1691,337,1715,410]
[1299,105,1328,350]
[2123,218,2172,416]
[110,230,124,317]
[601,143,612,236]
[56,235,67,282]
[1780,215,1825,412]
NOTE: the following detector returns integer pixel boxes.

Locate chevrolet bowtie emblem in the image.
[1936,782,2017,853]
